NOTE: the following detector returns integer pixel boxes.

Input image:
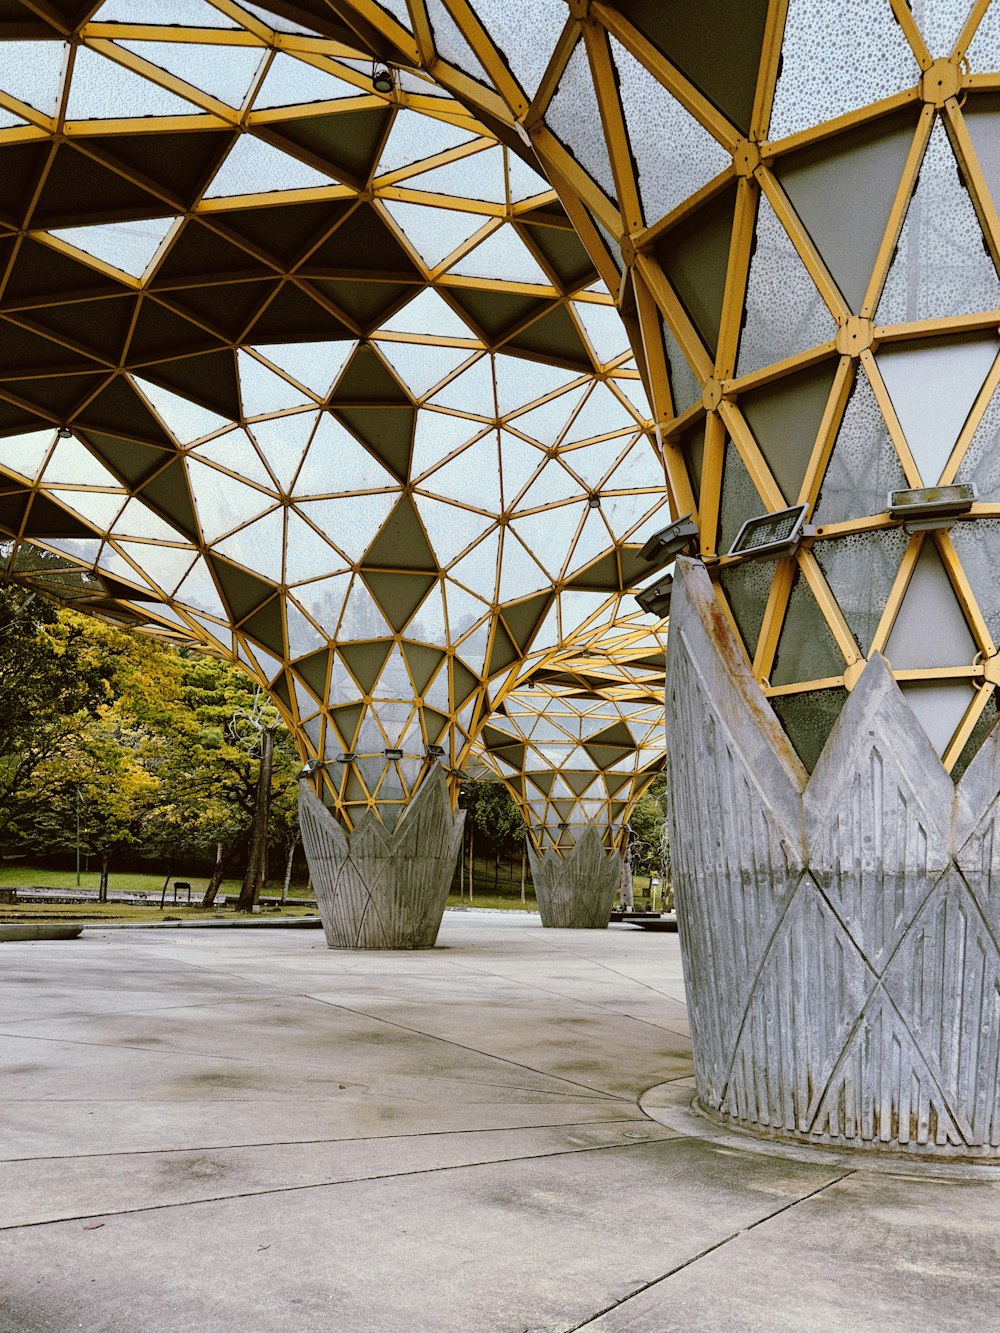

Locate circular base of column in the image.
[640,1082,1000,1175]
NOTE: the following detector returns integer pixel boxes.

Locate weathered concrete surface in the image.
[528,824,622,928]
[667,556,1000,1157]
[2,920,999,1333]
[0,924,81,942]
[299,766,464,949]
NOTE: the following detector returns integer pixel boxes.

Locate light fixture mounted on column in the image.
[727,504,811,561]
[384,748,403,760]
[634,572,673,617]
[640,514,698,569]
[372,62,394,93]
[888,483,976,531]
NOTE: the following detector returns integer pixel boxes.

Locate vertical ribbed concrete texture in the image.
[298,767,464,949]
[527,825,621,928]
[668,557,1000,1157]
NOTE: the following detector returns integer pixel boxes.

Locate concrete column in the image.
[527,825,622,928]
[667,556,1000,1157]
[298,766,464,949]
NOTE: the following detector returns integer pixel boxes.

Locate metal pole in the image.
[75,788,80,888]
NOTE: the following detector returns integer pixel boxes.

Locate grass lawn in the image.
[446,894,537,912]
[0,901,318,924]
[0,864,311,899]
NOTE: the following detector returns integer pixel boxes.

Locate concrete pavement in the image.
[1,912,997,1331]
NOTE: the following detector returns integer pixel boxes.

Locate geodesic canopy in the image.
[475,678,662,854]
[0,5,675,824]
[238,0,1000,782]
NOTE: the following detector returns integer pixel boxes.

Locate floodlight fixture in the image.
[426,744,445,758]
[727,504,810,561]
[335,752,355,763]
[297,759,321,779]
[56,426,72,438]
[888,483,976,530]
[635,572,673,618]
[372,62,394,93]
[384,748,404,760]
[640,515,698,568]
[587,495,602,509]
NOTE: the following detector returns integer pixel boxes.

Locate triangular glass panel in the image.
[238,351,314,416]
[769,0,919,141]
[611,376,651,418]
[214,507,285,581]
[112,497,187,542]
[194,428,276,490]
[94,0,237,24]
[204,135,335,199]
[496,431,544,507]
[48,488,125,530]
[449,529,499,602]
[293,414,397,495]
[413,494,494,567]
[493,354,578,416]
[519,457,582,510]
[651,183,736,360]
[253,52,359,109]
[886,538,977,668]
[571,301,630,365]
[378,288,475,339]
[506,152,551,203]
[338,575,392,639]
[877,118,1000,324]
[286,599,327,658]
[506,385,586,445]
[410,409,483,477]
[968,3,1000,69]
[41,437,119,488]
[770,567,846,685]
[117,39,265,107]
[663,321,702,417]
[559,436,631,489]
[776,109,918,312]
[66,46,200,119]
[498,530,548,600]
[448,224,550,283]
[876,333,998,483]
[813,363,907,524]
[609,35,729,228]
[0,108,27,128]
[47,218,174,280]
[900,680,976,757]
[511,502,584,578]
[174,557,228,621]
[117,541,196,597]
[133,376,232,443]
[291,571,351,628]
[187,458,274,541]
[911,0,976,58]
[0,40,66,116]
[564,382,635,441]
[812,527,910,655]
[6,428,57,478]
[949,517,1000,645]
[373,341,473,398]
[247,414,316,492]
[736,190,837,377]
[568,506,615,570]
[719,560,774,662]
[422,434,502,512]
[295,492,397,562]
[741,359,839,503]
[406,145,507,203]
[956,376,1000,500]
[427,355,496,416]
[545,37,616,201]
[376,107,480,174]
[284,509,348,583]
[425,0,492,84]
[382,200,488,269]
[716,441,764,556]
[251,341,355,400]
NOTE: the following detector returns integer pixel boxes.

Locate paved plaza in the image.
[2,913,998,1332]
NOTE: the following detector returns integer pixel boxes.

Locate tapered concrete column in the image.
[527,825,622,928]
[668,557,1000,1157]
[298,767,464,949]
